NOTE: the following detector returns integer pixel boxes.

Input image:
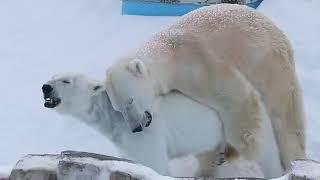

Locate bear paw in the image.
[212,152,226,166]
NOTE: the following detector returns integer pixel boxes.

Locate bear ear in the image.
[127,58,148,76]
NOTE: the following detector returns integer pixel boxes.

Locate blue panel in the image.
[246,0,263,9]
[122,0,202,16]
[122,0,264,16]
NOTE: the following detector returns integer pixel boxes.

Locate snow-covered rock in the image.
[10,154,58,180]
[7,151,320,180]
[9,151,143,180]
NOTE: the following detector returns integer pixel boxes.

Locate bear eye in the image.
[93,85,102,91]
[62,80,71,84]
[127,98,134,105]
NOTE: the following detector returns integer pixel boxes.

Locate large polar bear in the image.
[42,74,282,177]
[105,4,306,170]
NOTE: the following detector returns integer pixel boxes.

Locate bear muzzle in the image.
[42,84,61,108]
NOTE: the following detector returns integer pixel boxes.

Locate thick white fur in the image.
[105,4,306,170]
[45,75,282,177]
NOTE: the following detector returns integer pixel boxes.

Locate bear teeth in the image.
[45,98,53,103]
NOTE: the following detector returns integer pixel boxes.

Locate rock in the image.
[60,151,133,163]
[57,161,101,180]
[8,151,139,180]
[109,172,138,180]
[7,151,320,180]
[9,169,57,180]
[9,154,59,180]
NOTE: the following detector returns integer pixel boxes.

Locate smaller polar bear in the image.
[42,74,282,177]
[105,4,306,170]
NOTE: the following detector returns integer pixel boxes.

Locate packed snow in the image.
[0,0,319,177]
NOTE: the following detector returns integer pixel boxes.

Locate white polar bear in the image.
[42,74,282,177]
[105,4,306,171]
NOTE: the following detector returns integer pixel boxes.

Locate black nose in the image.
[42,84,53,94]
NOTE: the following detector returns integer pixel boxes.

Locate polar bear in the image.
[104,4,306,170]
[42,74,282,177]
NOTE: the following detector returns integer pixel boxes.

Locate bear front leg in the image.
[205,66,264,161]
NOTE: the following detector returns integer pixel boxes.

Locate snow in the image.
[14,154,58,171]
[0,0,319,177]
[289,159,320,178]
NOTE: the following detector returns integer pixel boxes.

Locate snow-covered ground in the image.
[0,0,319,176]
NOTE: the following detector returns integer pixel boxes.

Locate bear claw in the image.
[212,152,226,166]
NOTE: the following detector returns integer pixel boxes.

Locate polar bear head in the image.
[105,58,158,132]
[42,74,104,115]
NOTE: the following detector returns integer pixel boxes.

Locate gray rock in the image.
[57,161,101,180]
[9,154,59,180]
[9,169,57,180]
[61,151,133,163]
[7,151,320,180]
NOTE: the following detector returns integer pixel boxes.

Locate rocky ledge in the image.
[3,151,320,180]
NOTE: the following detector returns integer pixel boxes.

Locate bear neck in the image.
[146,55,205,98]
[142,57,175,95]
[74,91,128,142]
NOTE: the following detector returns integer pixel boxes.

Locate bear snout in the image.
[42,84,53,95]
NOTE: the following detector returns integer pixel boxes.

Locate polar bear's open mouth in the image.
[44,97,61,108]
